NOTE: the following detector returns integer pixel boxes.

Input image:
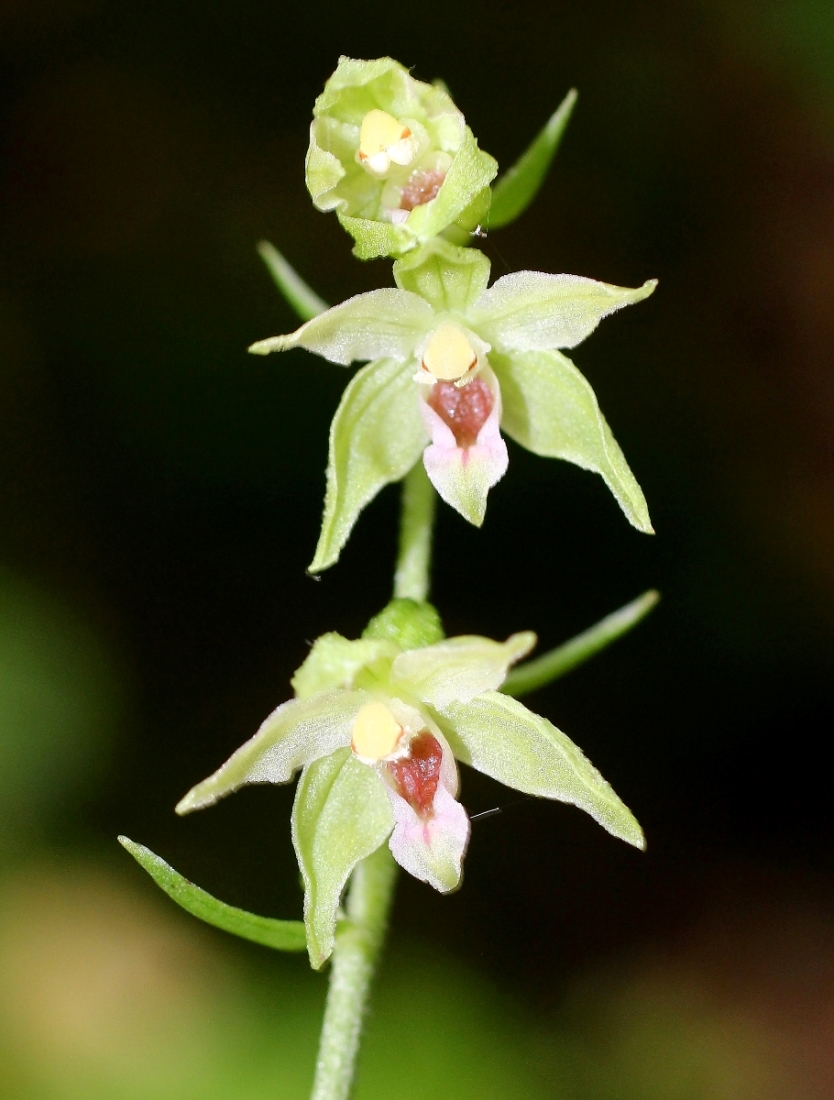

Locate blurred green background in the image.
[3,1,834,1096]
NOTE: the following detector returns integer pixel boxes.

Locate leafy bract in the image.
[175,690,366,813]
[256,241,328,322]
[489,89,577,229]
[310,357,427,573]
[119,837,307,951]
[392,632,536,708]
[248,289,431,364]
[470,274,657,353]
[502,590,660,697]
[292,749,393,968]
[494,348,653,533]
[436,691,644,849]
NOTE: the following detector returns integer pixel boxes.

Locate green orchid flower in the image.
[306,56,497,259]
[175,599,644,969]
[251,239,656,572]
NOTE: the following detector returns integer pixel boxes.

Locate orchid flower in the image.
[306,56,497,259]
[175,599,644,969]
[251,239,656,572]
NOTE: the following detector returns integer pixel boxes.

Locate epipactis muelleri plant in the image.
[122,54,658,1100]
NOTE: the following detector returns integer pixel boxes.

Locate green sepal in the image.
[175,690,366,813]
[435,692,645,849]
[291,633,398,699]
[393,239,491,313]
[292,749,394,969]
[249,289,431,364]
[494,348,653,533]
[502,590,659,697]
[469,274,657,354]
[362,598,444,650]
[489,89,577,229]
[256,241,328,322]
[118,837,307,951]
[310,357,427,573]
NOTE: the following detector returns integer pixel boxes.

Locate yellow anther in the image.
[351,701,403,762]
[358,110,415,174]
[421,323,478,382]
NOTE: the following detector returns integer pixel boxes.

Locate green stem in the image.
[310,845,399,1100]
[393,463,436,602]
[502,589,660,697]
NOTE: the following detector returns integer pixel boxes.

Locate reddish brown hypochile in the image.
[400,170,445,211]
[427,377,494,448]
[387,732,443,817]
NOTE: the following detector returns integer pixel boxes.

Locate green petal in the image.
[248,289,432,364]
[291,633,399,700]
[436,691,644,849]
[392,632,536,708]
[393,239,491,313]
[494,348,653,533]
[310,357,428,573]
[469,274,656,353]
[489,90,577,229]
[175,690,366,814]
[292,749,394,969]
[119,838,307,952]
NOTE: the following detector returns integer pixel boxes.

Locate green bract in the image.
[489,88,578,229]
[250,239,656,572]
[306,57,497,259]
[175,599,644,969]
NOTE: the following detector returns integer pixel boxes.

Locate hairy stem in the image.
[309,845,399,1100]
[310,467,434,1099]
[393,463,436,602]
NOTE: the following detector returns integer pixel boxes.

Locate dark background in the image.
[3,1,834,1096]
